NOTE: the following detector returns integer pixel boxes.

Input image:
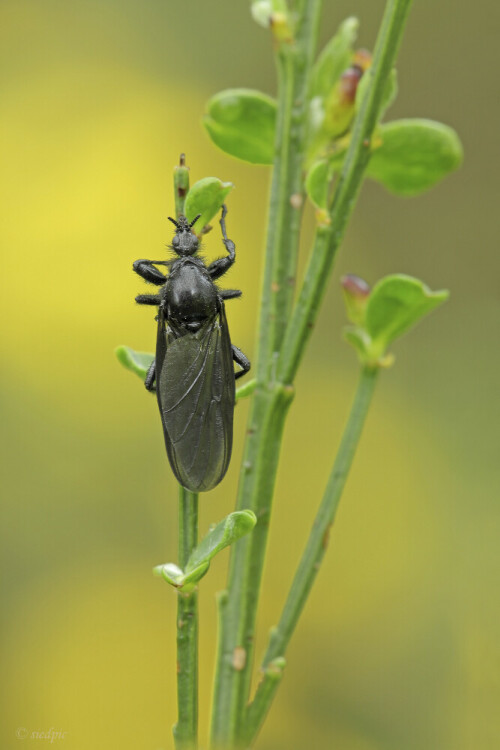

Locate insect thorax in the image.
[164,257,218,328]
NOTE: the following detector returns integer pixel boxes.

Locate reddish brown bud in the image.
[339,66,364,104]
[341,274,371,298]
[341,274,371,325]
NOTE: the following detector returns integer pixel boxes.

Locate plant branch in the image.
[243,657,286,747]
[242,365,379,746]
[236,0,414,739]
[256,16,321,378]
[210,0,413,745]
[172,159,199,750]
[278,0,414,385]
[173,487,199,750]
[209,3,322,745]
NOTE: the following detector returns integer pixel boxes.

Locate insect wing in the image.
[157,306,235,492]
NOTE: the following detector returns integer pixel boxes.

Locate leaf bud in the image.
[341,274,371,325]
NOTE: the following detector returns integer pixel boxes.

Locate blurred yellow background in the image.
[1,1,498,748]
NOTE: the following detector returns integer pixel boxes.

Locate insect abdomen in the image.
[157,309,235,492]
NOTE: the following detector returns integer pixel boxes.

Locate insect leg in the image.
[208,204,236,281]
[220,289,242,300]
[133,259,168,285]
[232,345,251,380]
[144,358,156,391]
[136,294,161,305]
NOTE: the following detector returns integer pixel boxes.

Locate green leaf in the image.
[343,326,371,360]
[366,119,463,196]
[153,510,257,592]
[154,563,185,588]
[310,17,359,98]
[115,345,154,380]
[153,561,211,592]
[186,510,257,576]
[204,89,277,165]
[365,274,449,349]
[181,562,210,590]
[356,67,398,121]
[305,159,330,210]
[184,177,234,230]
[235,379,257,401]
[251,0,288,28]
[251,0,273,27]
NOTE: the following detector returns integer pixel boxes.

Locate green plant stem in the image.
[257,4,323,380]
[210,382,294,749]
[278,0,414,385]
[278,223,332,383]
[242,365,379,746]
[209,3,322,745]
[264,58,308,363]
[174,487,199,750]
[211,0,413,745]
[172,158,199,750]
[238,0,413,740]
[243,657,286,745]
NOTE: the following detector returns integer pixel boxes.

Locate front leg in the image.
[133,259,168,285]
[208,204,236,281]
[136,293,161,305]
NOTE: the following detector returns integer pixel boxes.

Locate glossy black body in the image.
[133,207,250,492]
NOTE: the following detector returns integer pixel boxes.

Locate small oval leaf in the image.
[181,561,210,591]
[204,89,277,165]
[153,511,256,591]
[115,345,154,380]
[186,510,257,576]
[251,0,273,27]
[305,159,330,210]
[184,177,234,230]
[365,274,449,347]
[366,119,463,195]
[235,379,257,401]
[251,0,288,29]
[343,326,371,360]
[154,563,185,588]
[310,17,359,98]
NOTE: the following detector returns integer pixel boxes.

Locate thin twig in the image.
[242,366,378,745]
[172,159,199,750]
[278,0,415,385]
[173,487,199,750]
[209,4,322,745]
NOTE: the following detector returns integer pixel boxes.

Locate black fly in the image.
[133,205,250,492]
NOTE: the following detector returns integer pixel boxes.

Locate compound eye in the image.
[172,235,180,248]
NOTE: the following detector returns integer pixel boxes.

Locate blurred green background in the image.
[1,1,498,748]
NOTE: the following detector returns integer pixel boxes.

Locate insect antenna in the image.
[168,216,181,230]
[189,214,202,228]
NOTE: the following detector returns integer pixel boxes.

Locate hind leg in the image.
[144,358,156,391]
[232,345,251,380]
